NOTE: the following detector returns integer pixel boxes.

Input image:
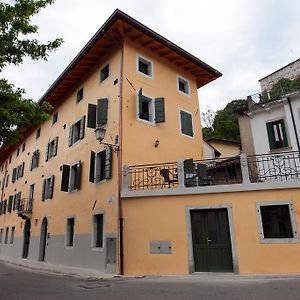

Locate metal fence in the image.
[18,198,33,214]
[247,151,300,183]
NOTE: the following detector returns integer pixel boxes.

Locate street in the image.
[1,261,300,300]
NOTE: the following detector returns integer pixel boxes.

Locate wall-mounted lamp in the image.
[95,127,120,152]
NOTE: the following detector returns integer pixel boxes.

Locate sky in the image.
[2,0,300,112]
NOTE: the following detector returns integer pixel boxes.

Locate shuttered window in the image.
[89,147,112,183]
[60,162,81,192]
[100,64,109,82]
[76,88,84,103]
[7,195,13,213]
[30,150,40,171]
[177,76,190,95]
[180,110,194,137]
[93,214,104,248]
[45,137,58,161]
[266,119,288,150]
[87,99,108,129]
[42,176,54,201]
[11,163,24,182]
[68,116,85,146]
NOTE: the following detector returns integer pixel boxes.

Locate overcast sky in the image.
[2,0,300,112]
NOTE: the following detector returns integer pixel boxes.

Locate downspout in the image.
[1,162,8,252]
[287,97,300,151]
[118,42,124,275]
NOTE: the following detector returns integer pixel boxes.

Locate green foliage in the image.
[202,99,247,142]
[0,0,63,146]
[261,78,300,103]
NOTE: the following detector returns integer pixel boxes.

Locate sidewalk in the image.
[0,255,118,279]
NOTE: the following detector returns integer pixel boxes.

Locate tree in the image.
[0,0,63,146]
[202,99,247,141]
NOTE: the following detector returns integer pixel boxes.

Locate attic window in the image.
[52,112,58,125]
[177,76,190,95]
[100,64,109,82]
[76,88,84,103]
[137,55,153,78]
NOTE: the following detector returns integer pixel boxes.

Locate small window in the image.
[69,116,85,146]
[61,162,81,192]
[180,110,194,137]
[30,150,40,171]
[10,226,15,244]
[76,88,84,103]
[42,176,54,201]
[16,148,20,157]
[137,55,153,78]
[36,128,41,139]
[13,192,21,211]
[266,119,288,150]
[89,148,112,183]
[5,174,9,187]
[45,137,58,161]
[22,143,26,152]
[4,227,9,244]
[52,112,58,125]
[9,155,12,164]
[100,64,109,82]
[93,214,104,248]
[177,76,190,95]
[66,218,75,247]
[7,195,13,213]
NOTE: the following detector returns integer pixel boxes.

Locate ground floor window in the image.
[10,226,15,244]
[4,227,9,244]
[93,214,104,248]
[66,218,75,247]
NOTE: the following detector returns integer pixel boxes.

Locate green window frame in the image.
[266,119,288,150]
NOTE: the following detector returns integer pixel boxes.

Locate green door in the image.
[191,209,233,272]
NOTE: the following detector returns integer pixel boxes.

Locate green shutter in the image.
[155,98,165,123]
[12,168,16,182]
[180,111,186,134]
[30,154,33,171]
[53,137,58,156]
[87,104,97,129]
[41,179,46,201]
[280,119,288,147]
[45,143,49,161]
[266,122,276,150]
[186,113,193,137]
[105,146,112,180]
[49,176,54,199]
[138,88,143,117]
[79,116,85,140]
[61,165,70,192]
[89,151,95,183]
[68,126,73,147]
[8,196,13,213]
[36,150,40,168]
[75,161,81,190]
[97,98,108,126]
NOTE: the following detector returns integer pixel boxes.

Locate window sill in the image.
[260,237,299,244]
[269,146,292,154]
[137,117,155,126]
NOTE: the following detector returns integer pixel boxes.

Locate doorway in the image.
[38,217,48,262]
[22,219,31,259]
[191,208,233,272]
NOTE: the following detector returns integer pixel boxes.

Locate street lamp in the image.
[94,126,120,152]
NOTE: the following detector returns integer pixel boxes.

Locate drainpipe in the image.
[118,42,124,275]
[287,97,300,151]
[0,162,8,252]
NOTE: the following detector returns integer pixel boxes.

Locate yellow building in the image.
[1,10,300,276]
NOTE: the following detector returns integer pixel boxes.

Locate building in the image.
[0,9,221,274]
[202,140,221,160]
[205,138,240,158]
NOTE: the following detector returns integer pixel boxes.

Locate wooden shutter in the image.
[35,150,40,168]
[186,113,193,136]
[105,146,113,180]
[87,104,97,129]
[68,125,73,147]
[3,200,7,214]
[138,88,143,117]
[89,151,95,183]
[75,161,81,190]
[45,143,49,161]
[97,98,108,125]
[20,162,24,177]
[79,116,85,140]
[12,168,16,182]
[49,176,54,199]
[266,122,276,150]
[30,154,34,171]
[8,196,13,213]
[280,119,288,147]
[61,165,70,192]
[53,137,58,156]
[42,179,46,201]
[155,97,165,123]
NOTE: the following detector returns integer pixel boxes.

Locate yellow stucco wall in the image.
[122,188,300,275]
[208,141,240,158]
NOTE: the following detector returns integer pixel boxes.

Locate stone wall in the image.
[260,58,300,92]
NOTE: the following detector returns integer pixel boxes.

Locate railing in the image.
[18,198,33,215]
[247,151,300,183]
[128,162,178,190]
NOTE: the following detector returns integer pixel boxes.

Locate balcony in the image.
[122,151,300,195]
[17,198,33,219]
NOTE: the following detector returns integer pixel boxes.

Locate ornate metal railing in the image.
[128,162,178,190]
[247,151,300,183]
[17,198,33,216]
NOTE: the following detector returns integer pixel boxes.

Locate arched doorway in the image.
[22,219,31,259]
[38,217,48,262]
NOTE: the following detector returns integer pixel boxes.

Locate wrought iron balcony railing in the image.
[17,198,33,219]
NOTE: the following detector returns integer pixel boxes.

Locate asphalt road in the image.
[1,261,300,300]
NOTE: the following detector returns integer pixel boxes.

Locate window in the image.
[137,55,153,78]
[7,195,13,213]
[22,143,26,152]
[66,218,75,247]
[13,192,21,211]
[42,176,54,201]
[68,116,85,146]
[137,89,165,124]
[52,112,58,125]
[100,64,109,82]
[266,119,288,150]
[30,150,40,171]
[36,128,41,139]
[76,88,84,103]
[12,162,25,182]
[87,99,108,129]
[257,202,298,241]
[16,148,20,157]
[93,214,104,248]
[4,227,9,244]
[0,228,2,244]
[89,148,112,183]
[45,137,58,161]
[177,76,190,95]
[61,161,81,192]
[10,226,15,244]
[9,155,12,164]
[5,174,9,187]
[180,110,194,137]
[2,200,7,214]
[28,184,34,211]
